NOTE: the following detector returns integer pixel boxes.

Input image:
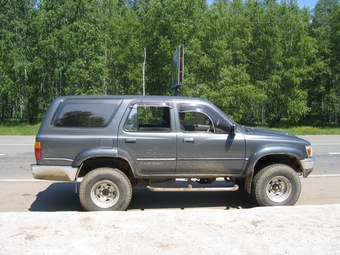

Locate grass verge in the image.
[272,126,340,135]
[0,123,40,135]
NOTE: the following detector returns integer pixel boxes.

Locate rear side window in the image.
[124,106,171,132]
[52,98,122,127]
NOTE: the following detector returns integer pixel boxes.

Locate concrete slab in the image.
[1,177,340,254]
[1,205,340,254]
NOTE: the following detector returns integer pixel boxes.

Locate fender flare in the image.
[72,148,141,178]
[243,145,305,176]
[116,149,142,177]
[72,148,119,166]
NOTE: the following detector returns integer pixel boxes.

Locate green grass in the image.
[1,122,340,135]
[271,126,340,135]
[0,123,40,135]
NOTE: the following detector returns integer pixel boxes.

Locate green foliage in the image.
[0,0,340,128]
[309,0,340,124]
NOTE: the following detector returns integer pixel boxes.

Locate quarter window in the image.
[52,99,122,127]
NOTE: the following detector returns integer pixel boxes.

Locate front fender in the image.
[243,146,306,176]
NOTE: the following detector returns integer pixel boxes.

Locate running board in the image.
[146,185,239,192]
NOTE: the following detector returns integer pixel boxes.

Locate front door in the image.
[175,104,246,175]
[176,131,246,175]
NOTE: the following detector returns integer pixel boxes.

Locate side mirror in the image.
[229,124,236,135]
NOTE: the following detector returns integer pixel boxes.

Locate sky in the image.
[207,0,319,9]
[297,0,318,9]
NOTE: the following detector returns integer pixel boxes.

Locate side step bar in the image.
[147,184,239,192]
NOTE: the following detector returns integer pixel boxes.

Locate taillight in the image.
[35,142,42,160]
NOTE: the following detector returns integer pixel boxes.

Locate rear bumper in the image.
[31,164,78,181]
[300,157,315,177]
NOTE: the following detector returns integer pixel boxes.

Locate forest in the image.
[1,0,340,126]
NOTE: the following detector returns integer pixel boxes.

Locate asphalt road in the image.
[306,135,340,175]
[1,175,340,212]
[0,136,35,179]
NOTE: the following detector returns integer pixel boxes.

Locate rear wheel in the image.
[251,164,301,206]
[79,167,132,211]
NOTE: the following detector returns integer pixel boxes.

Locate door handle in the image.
[125,138,136,143]
[183,138,194,143]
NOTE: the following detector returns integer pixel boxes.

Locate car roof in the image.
[56,95,210,103]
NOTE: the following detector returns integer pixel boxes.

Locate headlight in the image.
[305,145,313,157]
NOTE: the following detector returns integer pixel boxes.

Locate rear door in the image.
[118,100,177,176]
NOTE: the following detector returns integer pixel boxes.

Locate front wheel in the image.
[251,164,301,206]
[79,167,132,211]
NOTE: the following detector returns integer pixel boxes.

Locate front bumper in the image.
[31,164,78,181]
[300,157,315,177]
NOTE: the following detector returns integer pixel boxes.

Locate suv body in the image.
[31,95,314,211]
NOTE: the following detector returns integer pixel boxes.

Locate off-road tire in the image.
[251,164,301,206]
[79,167,132,211]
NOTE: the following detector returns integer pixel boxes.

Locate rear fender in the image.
[73,148,118,166]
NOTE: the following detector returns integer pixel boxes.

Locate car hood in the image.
[240,126,310,145]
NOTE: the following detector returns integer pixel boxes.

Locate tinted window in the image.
[179,111,213,132]
[53,99,122,127]
[124,106,171,132]
[178,103,230,133]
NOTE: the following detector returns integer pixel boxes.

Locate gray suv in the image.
[31,95,314,211]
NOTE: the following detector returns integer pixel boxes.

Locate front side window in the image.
[124,106,171,132]
[178,103,231,134]
[52,99,122,127]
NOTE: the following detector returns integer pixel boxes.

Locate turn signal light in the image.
[305,145,312,157]
[35,142,42,160]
